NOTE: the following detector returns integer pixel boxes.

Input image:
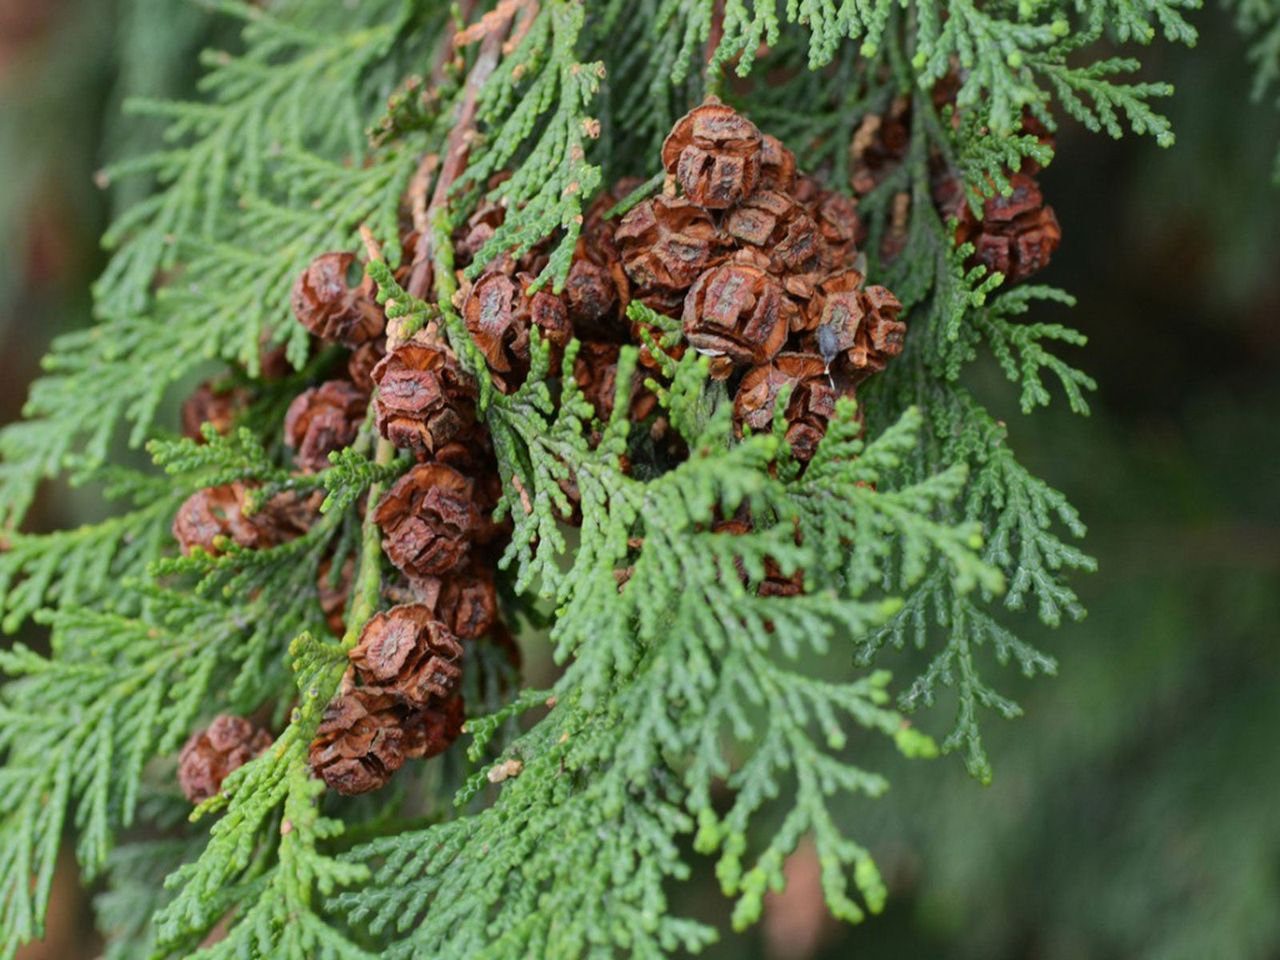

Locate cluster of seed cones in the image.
[851,84,1061,284]
[174,244,511,797]
[171,99,914,800]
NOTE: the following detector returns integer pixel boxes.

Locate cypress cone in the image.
[177,715,272,804]
[372,339,478,455]
[374,463,480,579]
[349,603,464,708]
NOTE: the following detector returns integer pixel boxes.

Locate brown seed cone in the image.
[803,269,906,385]
[734,352,838,462]
[290,252,385,347]
[725,190,823,278]
[573,341,659,424]
[944,173,1061,284]
[309,688,408,795]
[283,380,368,473]
[424,427,508,547]
[453,172,512,268]
[462,269,572,389]
[564,246,627,341]
[178,715,272,804]
[758,133,798,193]
[258,334,296,381]
[403,692,466,760]
[661,99,763,209]
[808,188,865,271]
[316,555,354,637]
[372,339,478,455]
[683,256,794,370]
[350,603,464,708]
[374,463,479,578]
[181,382,246,442]
[615,195,726,305]
[711,514,804,598]
[347,340,385,393]
[410,559,498,640]
[564,191,631,341]
[172,483,313,557]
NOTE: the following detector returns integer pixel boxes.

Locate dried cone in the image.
[350,604,463,708]
[258,334,296,381]
[283,380,368,473]
[615,195,725,309]
[172,483,310,556]
[564,193,630,340]
[725,191,823,279]
[946,173,1061,283]
[411,559,498,640]
[804,269,906,386]
[462,269,572,389]
[178,715,272,804]
[347,341,385,393]
[758,133,798,192]
[291,252,385,347]
[683,255,794,370]
[808,188,864,271]
[453,173,512,268]
[374,463,479,578]
[734,353,838,461]
[403,693,466,760]
[661,99,763,209]
[309,689,409,795]
[573,341,658,423]
[181,382,245,442]
[372,339,477,455]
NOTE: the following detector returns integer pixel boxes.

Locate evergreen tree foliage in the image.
[0,0,1225,956]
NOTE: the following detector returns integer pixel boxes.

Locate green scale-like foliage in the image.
[0,0,1201,956]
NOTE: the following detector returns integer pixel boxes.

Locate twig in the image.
[511,474,534,515]
[705,0,725,85]
[408,152,441,240]
[406,18,514,300]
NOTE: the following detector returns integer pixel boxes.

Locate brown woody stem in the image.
[406,17,513,300]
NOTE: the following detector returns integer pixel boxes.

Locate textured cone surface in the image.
[403,693,466,760]
[463,269,572,390]
[410,560,499,640]
[283,380,368,473]
[616,195,725,303]
[683,257,793,369]
[949,173,1062,283]
[372,340,478,454]
[662,100,763,209]
[309,689,409,796]
[178,715,272,804]
[349,603,464,708]
[290,251,385,347]
[181,382,245,442]
[172,483,313,556]
[374,463,480,578]
[735,352,838,461]
[802,269,905,385]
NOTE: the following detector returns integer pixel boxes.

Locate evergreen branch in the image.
[464,0,605,291]
[152,424,396,957]
[0,585,305,957]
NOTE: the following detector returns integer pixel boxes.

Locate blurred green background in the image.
[2,2,1277,958]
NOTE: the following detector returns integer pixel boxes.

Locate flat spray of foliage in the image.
[0,0,1214,956]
